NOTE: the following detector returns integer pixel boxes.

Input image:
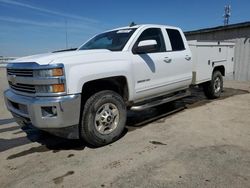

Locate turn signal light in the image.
[52,84,65,93]
[52,68,64,76]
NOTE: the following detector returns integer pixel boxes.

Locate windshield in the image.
[79,28,137,51]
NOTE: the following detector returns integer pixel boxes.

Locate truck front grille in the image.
[6,63,65,97]
[7,69,33,77]
[7,68,35,94]
[8,82,36,94]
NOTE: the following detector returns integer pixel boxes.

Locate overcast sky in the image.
[0,0,250,57]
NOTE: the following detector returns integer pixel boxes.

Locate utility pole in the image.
[65,18,68,49]
[223,5,231,26]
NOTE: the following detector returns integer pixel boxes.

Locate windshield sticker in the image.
[117,30,133,33]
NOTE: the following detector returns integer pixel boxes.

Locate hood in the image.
[11,49,111,65]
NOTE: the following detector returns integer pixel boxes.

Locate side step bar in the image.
[131,90,191,111]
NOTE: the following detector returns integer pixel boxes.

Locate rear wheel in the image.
[80,90,126,147]
[203,70,223,99]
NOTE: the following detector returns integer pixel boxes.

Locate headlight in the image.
[34,68,64,77]
[34,66,65,94]
[36,84,65,93]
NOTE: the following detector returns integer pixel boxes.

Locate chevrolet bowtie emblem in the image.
[9,75,17,84]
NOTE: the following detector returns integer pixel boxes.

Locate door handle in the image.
[164,57,172,63]
[185,55,191,61]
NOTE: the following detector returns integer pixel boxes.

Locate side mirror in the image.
[133,40,157,54]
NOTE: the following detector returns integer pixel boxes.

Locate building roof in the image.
[185,21,250,35]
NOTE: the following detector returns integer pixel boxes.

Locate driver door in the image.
[131,28,170,101]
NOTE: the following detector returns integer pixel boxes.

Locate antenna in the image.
[129,22,136,27]
[223,5,231,26]
[64,18,68,49]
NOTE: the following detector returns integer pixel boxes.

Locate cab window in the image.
[133,28,166,53]
[166,29,185,51]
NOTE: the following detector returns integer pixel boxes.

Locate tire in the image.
[80,90,127,147]
[203,70,223,99]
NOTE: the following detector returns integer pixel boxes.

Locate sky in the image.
[0,0,250,57]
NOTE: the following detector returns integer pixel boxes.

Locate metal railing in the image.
[0,57,18,68]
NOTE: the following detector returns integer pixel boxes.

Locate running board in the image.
[131,90,191,111]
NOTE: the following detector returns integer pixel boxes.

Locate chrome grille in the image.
[8,82,36,94]
[7,68,35,94]
[6,63,65,96]
[7,69,33,77]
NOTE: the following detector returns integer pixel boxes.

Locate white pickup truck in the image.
[4,24,234,146]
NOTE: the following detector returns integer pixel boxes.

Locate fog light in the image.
[41,106,57,117]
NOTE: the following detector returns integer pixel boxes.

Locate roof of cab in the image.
[109,24,181,32]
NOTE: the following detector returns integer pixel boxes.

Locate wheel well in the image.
[81,76,128,106]
[78,77,128,134]
[213,66,225,76]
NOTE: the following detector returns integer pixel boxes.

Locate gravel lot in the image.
[0,67,250,188]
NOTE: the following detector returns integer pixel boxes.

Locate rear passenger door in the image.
[161,28,193,90]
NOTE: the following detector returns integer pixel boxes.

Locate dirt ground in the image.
[0,67,250,188]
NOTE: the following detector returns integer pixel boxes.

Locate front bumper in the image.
[4,89,81,139]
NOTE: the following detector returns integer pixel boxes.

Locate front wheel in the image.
[203,70,223,99]
[80,90,127,147]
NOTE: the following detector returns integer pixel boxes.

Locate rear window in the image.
[166,29,185,51]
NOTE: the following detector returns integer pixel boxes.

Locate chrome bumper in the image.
[4,89,81,139]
